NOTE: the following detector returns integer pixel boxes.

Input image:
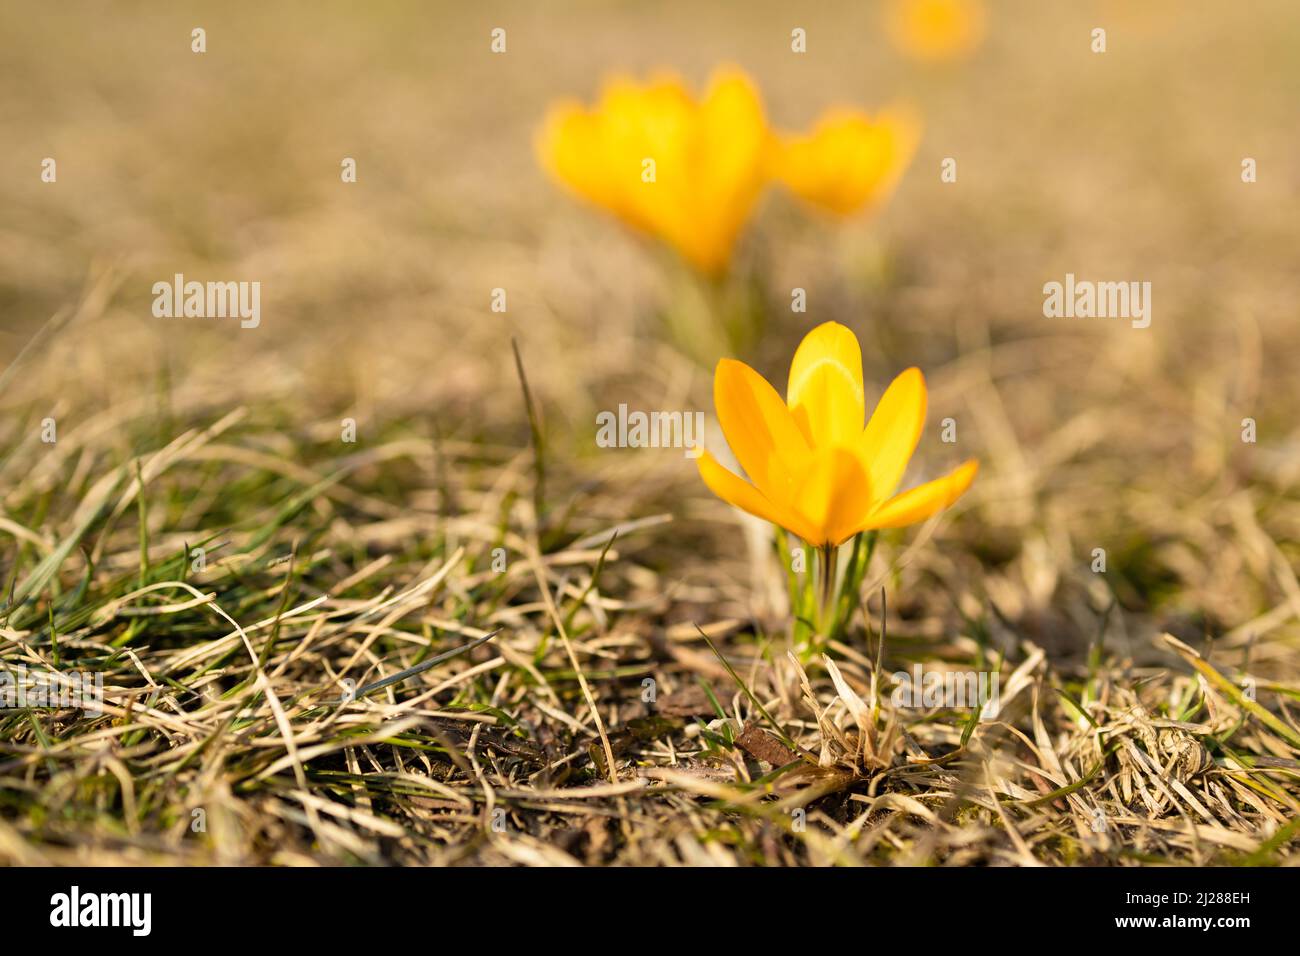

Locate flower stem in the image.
[818,543,838,639]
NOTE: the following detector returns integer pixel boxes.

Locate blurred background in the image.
[2,0,1300,670]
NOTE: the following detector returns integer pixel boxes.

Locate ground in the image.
[1,1,1298,866]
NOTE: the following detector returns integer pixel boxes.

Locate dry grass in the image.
[1,1,1299,866]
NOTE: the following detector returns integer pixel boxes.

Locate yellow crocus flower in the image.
[770,108,920,217]
[536,68,768,275]
[884,0,987,63]
[697,321,977,547]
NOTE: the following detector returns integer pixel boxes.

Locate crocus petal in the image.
[715,358,812,503]
[859,367,927,505]
[603,75,695,241]
[697,450,820,543]
[793,448,873,546]
[537,105,621,215]
[885,0,987,64]
[858,459,978,531]
[538,68,767,276]
[681,69,768,273]
[769,108,920,217]
[698,70,767,191]
[786,321,865,449]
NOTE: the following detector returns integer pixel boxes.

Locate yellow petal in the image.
[885,0,987,64]
[715,359,812,503]
[540,68,767,276]
[602,75,695,241]
[786,321,865,449]
[536,104,613,209]
[698,70,767,189]
[770,107,920,217]
[537,90,665,238]
[859,459,978,531]
[696,450,820,543]
[793,448,872,546]
[670,68,768,274]
[859,367,927,505]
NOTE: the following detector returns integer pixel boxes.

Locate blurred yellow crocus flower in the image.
[536,68,767,275]
[697,321,977,547]
[770,108,920,217]
[885,0,987,63]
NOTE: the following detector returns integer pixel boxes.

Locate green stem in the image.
[817,543,838,640]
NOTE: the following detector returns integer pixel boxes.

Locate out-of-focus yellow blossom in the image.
[697,321,977,547]
[536,68,768,275]
[885,0,987,63]
[769,108,920,217]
